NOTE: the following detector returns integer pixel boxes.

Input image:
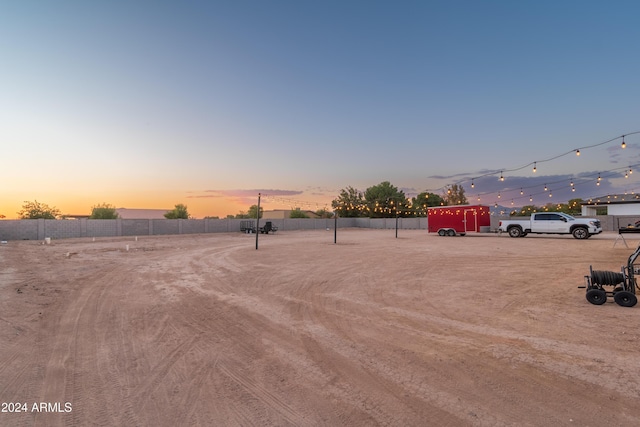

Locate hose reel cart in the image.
[581,244,640,307]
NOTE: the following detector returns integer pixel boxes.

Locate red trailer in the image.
[427,205,491,236]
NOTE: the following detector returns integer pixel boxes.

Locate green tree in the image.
[565,198,584,215]
[443,184,468,205]
[364,181,408,218]
[164,203,190,219]
[411,192,445,216]
[89,203,119,219]
[18,200,60,219]
[511,205,538,216]
[289,208,309,218]
[332,186,365,218]
[247,204,263,219]
[315,208,333,218]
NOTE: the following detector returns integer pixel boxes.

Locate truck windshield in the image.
[560,213,575,221]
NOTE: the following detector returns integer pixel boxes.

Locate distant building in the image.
[581,195,640,216]
[115,208,170,219]
[263,209,321,219]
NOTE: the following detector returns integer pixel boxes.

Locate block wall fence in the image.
[0,215,625,241]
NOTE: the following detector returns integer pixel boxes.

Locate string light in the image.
[499,172,504,181]
[576,149,580,156]
[622,135,626,148]
[533,162,537,173]
[471,179,475,188]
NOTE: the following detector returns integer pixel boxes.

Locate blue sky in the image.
[2,1,639,217]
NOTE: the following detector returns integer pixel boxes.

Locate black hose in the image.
[591,270,624,286]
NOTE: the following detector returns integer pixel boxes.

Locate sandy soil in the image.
[1,229,640,426]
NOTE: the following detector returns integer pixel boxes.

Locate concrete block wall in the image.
[152,219,179,235]
[121,219,150,237]
[182,219,206,234]
[42,220,82,239]
[2,214,626,241]
[0,220,38,240]
[86,219,118,237]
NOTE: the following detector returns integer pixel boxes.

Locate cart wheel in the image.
[586,289,607,305]
[613,291,637,307]
[446,229,456,236]
[438,229,446,236]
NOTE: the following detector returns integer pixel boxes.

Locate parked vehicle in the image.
[240,220,278,234]
[427,205,491,236]
[498,212,602,239]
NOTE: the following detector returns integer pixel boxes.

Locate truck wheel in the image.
[438,229,446,236]
[614,291,637,307]
[446,229,456,236]
[586,289,607,305]
[508,227,522,238]
[572,227,588,240]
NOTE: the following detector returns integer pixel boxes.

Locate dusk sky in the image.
[2,1,640,218]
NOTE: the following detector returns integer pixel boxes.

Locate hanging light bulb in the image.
[572,186,576,192]
[544,184,548,191]
[499,172,504,181]
[520,188,524,195]
[529,195,533,202]
[549,192,552,198]
[622,135,626,148]
[498,192,501,199]
[630,168,633,175]
[625,171,629,178]
[471,179,475,188]
[533,162,537,173]
[570,180,574,187]
[576,149,580,156]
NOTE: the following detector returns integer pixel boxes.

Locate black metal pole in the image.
[255,193,261,250]
[334,212,337,244]
[395,212,398,238]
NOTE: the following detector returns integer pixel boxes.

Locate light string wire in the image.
[265,131,640,213]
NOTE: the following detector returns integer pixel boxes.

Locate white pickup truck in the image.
[498,212,602,239]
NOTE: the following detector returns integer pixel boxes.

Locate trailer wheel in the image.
[507,226,522,238]
[438,229,446,236]
[586,289,607,305]
[446,229,456,236]
[614,291,637,307]
[572,227,589,240]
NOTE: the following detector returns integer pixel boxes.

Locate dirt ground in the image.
[1,228,640,426]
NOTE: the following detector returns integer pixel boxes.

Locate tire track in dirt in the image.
[217,358,305,425]
[35,264,138,427]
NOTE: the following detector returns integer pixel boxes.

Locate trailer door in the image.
[464,209,478,232]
